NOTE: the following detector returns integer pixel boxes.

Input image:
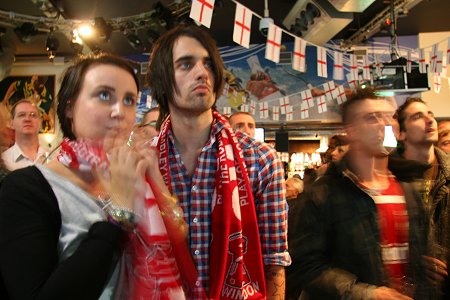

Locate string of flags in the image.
[189,0,450,120]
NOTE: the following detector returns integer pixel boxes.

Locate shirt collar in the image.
[11,143,46,163]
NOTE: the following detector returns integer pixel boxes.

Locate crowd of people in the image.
[0,24,448,300]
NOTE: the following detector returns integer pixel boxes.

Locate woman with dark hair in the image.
[0,54,186,299]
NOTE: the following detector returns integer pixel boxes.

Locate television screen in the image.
[255,128,265,142]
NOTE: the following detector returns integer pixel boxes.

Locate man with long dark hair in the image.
[146,24,290,299]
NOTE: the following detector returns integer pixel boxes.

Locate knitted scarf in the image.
[157,111,266,300]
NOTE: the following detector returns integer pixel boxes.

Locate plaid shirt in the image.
[164,117,290,290]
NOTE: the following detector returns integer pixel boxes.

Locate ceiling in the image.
[1,0,450,61]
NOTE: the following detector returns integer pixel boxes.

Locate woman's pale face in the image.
[70,64,138,141]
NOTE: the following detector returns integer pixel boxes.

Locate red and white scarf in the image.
[57,138,185,299]
[157,111,266,300]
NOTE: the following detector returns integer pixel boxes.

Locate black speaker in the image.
[275,131,289,152]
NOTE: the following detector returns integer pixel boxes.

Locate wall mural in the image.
[0,75,56,133]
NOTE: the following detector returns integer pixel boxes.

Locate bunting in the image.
[419,48,427,74]
[265,23,282,63]
[435,51,443,74]
[272,106,280,121]
[406,50,412,73]
[189,0,215,28]
[286,105,293,121]
[293,37,307,72]
[333,51,344,80]
[434,74,441,93]
[322,81,336,102]
[300,89,314,108]
[346,72,358,92]
[375,54,383,77]
[259,102,269,119]
[241,104,249,113]
[233,4,252,48]
[250,100,256,115]
[335,85,347,104]
[300,101,309,119]
[447,37,450,70]
[349,54,358,81]
[279,97,290,115]
[430,43,439,74]
[317,46,328,78]
[317,96,327,114]
[362,55,371,80]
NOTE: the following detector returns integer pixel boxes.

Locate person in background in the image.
[0,111,9,182]
[285,176,304,300]
[1,99,46,170]
[285,177,303,208]
[437,120,450,153]
[302,168,318,191]
[330,134,349,162]
[136,106,160,141]
[228,111,256,138]
[0,54,151,299]
[316,135,338,177]
[395,97,449,299]
[146,24,290,299]
[289,88,429,300]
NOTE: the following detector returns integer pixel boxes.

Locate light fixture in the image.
[76,24,94,39]
[14,22,38,43]
[94,17,112,42]
[127,32,143,50]
[46,32,59,60]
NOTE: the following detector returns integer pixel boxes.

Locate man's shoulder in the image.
[1,144,17,159]
[435,147,450,180]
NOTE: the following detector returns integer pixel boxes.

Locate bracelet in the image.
[99,197,137,231]
[159,195,188,236]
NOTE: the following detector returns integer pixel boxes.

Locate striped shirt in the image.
[163,117,291,289]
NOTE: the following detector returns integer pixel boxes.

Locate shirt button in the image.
[195,280,201,287]
[192,185,198,191]
[194,249,200,255]
[193,217,198,223]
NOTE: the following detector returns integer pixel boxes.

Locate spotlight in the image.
[46,34,59,52]
[46,33,59,60]
[94,17,112,42]
[77,24,94,38]
[14,22,38,43]
[127,32,143,50]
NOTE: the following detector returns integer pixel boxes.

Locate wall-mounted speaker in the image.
[275,131,289,152]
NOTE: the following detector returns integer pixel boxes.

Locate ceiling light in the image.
[14,22,38,43]
[94,17,112,42]
[46,34,59,52]
[127,32,143,50]
[77,24,94,38]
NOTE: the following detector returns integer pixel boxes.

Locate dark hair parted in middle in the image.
[57,53,139,140]
[146,24,224,130]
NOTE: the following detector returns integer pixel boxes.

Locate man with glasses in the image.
[2,99,45,170]
[288,89,428,299]
[137,106,160,140]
